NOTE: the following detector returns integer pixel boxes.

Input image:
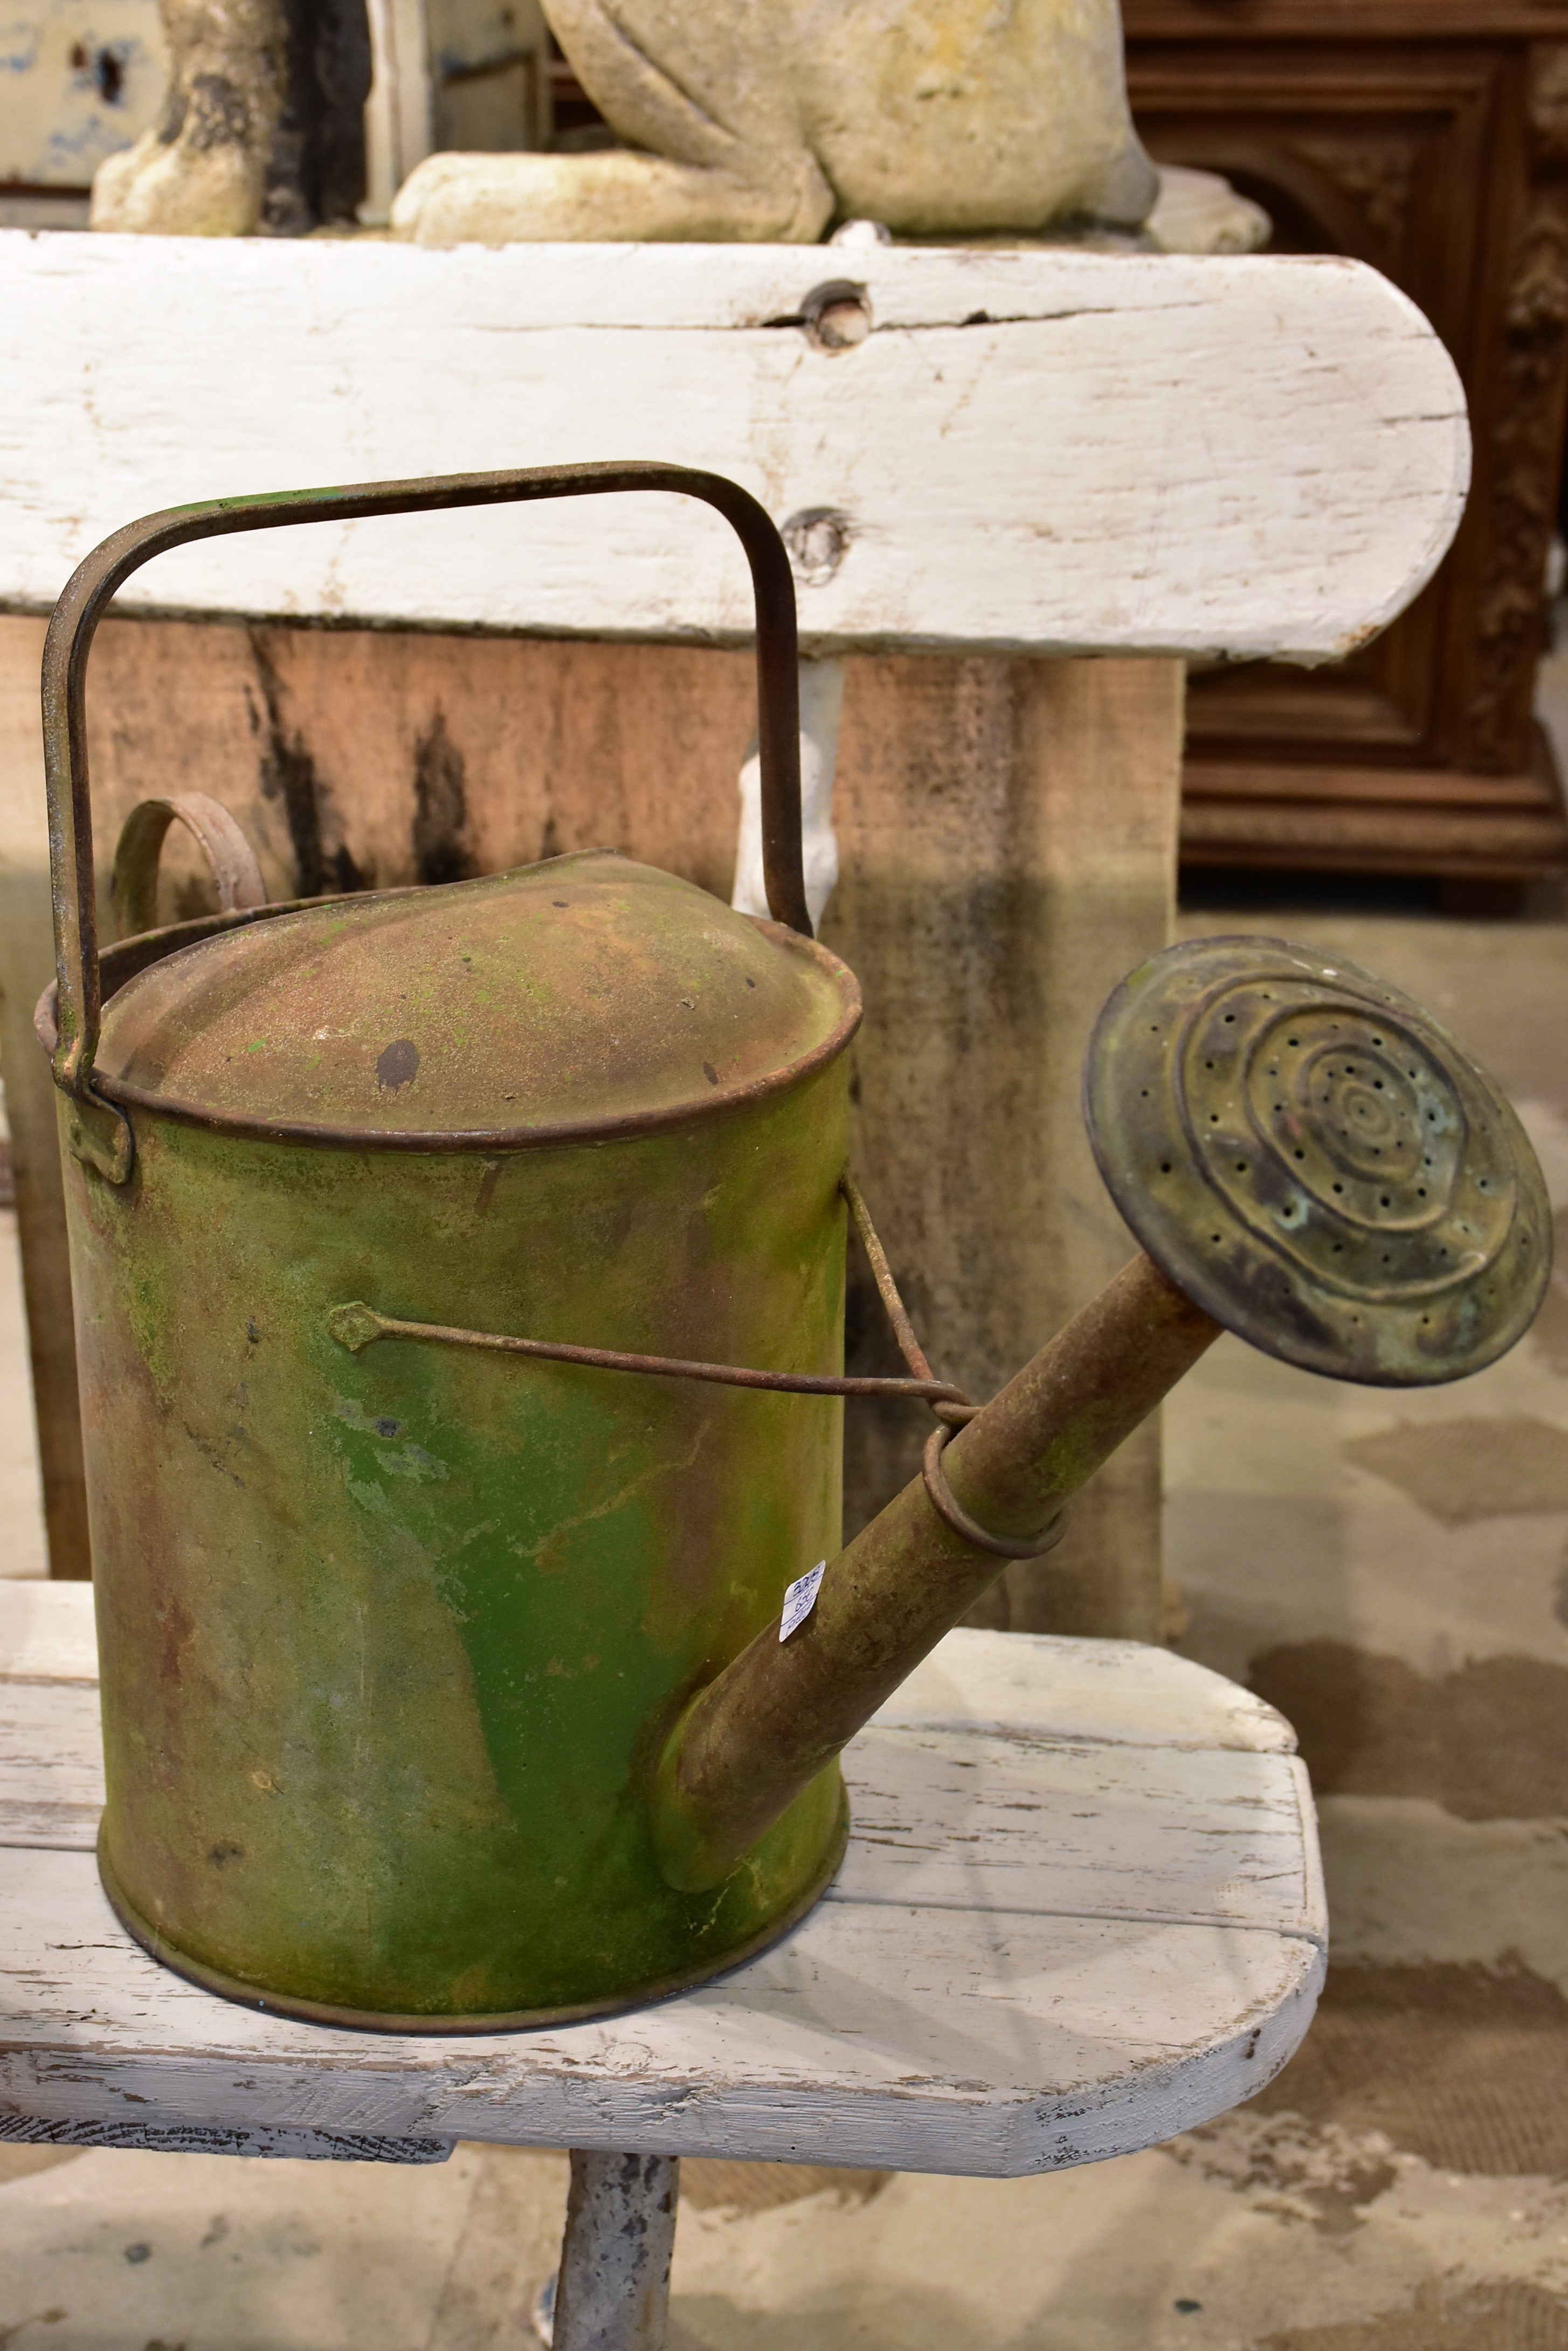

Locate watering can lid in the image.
[88,851,861,1148]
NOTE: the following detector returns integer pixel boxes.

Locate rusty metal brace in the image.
[329,1174,1068,1568]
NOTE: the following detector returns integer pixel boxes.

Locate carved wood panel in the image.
[1125,8,1568,878]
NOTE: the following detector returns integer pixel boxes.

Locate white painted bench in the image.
[0,230,1467,1635]
[0,234,1463,658]
[0,1580,1323,2338]
[0,229,1468,936]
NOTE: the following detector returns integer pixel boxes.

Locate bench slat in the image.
[0,1844,1320,2175]
[0,1590,1322,2172]
[0,236,1464,661]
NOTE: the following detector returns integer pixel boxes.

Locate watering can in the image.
[39,465,1551,2030]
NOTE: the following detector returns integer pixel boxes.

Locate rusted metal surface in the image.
[841,1171,945,1393]
[652,1250,1223,1892]
[82,852,859,1152]
[918,1422,1068,1559]
[327,1170,974,1414]
[1085,937,1552,1385]
[43,466,869,2028]
[33,893,441,1056]
[42,461,812,1184]
[109,792,270,940]
[654,937,1557,1887]
[847,1171,1073,1559]
[327,1299,966,1414]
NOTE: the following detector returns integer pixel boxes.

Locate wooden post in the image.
[0,618,89,1580]
[826,655,1182,1638]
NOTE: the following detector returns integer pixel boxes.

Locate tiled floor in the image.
[4,880,1568,2345]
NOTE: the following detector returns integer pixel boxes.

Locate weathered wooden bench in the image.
[0,232,1466,1637]
[0,1580,1323,2345]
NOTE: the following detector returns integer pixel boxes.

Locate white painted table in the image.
[0,1580,1323,2171]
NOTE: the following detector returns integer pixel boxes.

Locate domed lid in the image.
[91,851,860,1147]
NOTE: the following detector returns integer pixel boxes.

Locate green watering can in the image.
[39,465,1551,2030]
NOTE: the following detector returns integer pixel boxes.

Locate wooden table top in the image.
[0,1581,1323,2175]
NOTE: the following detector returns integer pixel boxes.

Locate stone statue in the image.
[92,0,1197,249]
[393,0,1159,244]
[91,0,370,237]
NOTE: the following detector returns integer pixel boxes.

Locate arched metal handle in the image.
[42,462,809,1128]
[109,792,270,941]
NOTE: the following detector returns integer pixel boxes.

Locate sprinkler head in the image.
[1085,936,1551,1385]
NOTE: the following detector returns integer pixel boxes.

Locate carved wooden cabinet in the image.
[1124,0,1568,880]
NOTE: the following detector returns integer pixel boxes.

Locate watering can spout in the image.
[653,934,1553,1895]
[652,1251,1217,1891]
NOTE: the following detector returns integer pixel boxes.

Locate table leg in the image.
[541,2150,680,2351]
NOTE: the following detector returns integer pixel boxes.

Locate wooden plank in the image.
[0,1707,1320,1936]
[0,1570,98,1683]
[832,1733,1318,1936]
[0,2112,453,2161]
[1182,761,1564,811]
[0,1617,1325,2163]
[0,1679,100,1848]
[1124,2,1568,35]
[1180,792,1568,875]
[0,233,1465,660]
[881,1626,1295,1753]
[0,1847,1321,2175]
[0,1613,1323,2168]
[829,654,1180,1632]
[0,618,91,1581]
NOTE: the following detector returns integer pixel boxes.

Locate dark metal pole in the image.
[547,2152,680,2351]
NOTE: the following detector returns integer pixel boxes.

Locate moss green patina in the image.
[59,854,859,2026]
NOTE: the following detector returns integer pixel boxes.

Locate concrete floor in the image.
[4,897,1568,2344]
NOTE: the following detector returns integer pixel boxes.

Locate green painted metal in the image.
[87,851,855,1146]
[58,858,860,2027]
[39,465,867,2028]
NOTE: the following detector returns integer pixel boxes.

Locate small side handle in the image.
[110,793,270,942]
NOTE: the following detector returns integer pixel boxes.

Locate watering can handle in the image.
[42,461,810,1122]
[109,792,270,940]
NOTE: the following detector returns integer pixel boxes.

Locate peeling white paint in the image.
[0,236,1466,661]
[0,1589,1322,2175]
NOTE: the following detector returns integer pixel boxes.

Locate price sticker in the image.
[779,1561,826,1642]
